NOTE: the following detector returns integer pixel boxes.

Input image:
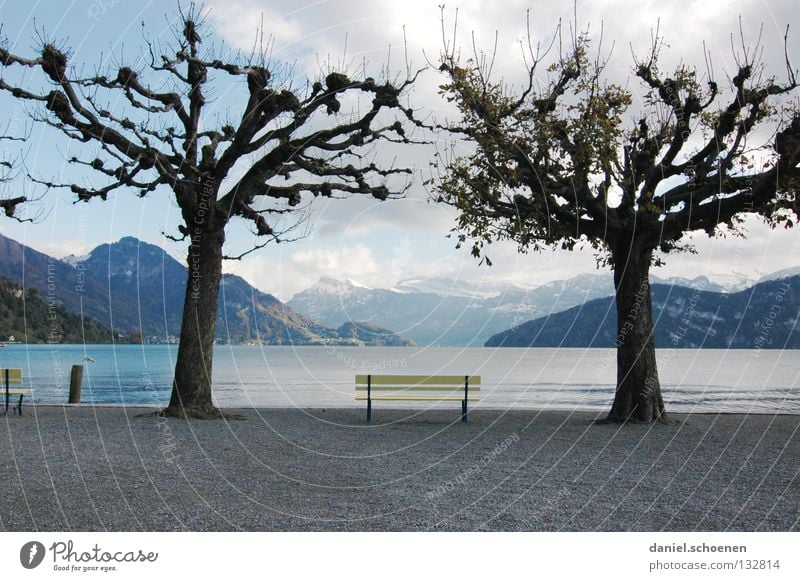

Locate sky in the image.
[0,0,799,301]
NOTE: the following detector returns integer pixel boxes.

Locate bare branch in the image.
[434,10,800,264]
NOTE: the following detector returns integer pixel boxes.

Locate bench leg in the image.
[16,394,23,415]
[462,400,468,423]
[367,398,372,423]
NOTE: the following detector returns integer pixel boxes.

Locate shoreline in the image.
[7,345,798,414]
[6,343,800,349]
[2,406,798,532]
[18,404,800,416]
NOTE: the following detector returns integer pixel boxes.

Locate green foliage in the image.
[0,275,113,343]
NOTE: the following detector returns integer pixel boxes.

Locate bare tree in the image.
[0,130,31,219]
[0,8,421,418]
[433,15,800,423]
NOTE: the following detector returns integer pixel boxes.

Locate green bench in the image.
[355,374,480,423]
[2,368,32,416]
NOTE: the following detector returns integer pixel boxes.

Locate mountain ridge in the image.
[286,269,796,347]
[485,277,800,349]
[0,234,411,346]
[288,274,616,346]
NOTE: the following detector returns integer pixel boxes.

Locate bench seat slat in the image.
[1,368,23,385]
[356,396,480,401]
[355,374,480,386]
[355,386,480,392]
[1,368,23,381]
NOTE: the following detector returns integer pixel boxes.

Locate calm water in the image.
[1,344,798,413]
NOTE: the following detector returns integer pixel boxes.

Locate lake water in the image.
[1,344,798,414]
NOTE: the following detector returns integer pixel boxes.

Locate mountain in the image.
[288,274,616,346]
[335,321,415,346]
[758,266,800,284]
[0,234,411,345]
[73,236,335,344]
[392,276,508,299]
[0,275,113,343]
[288,270,790,347]
[0,233,109,328]
[485,276,800,349]
[651,273,755,293]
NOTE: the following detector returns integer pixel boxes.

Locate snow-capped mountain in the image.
[62,253,90,267]
[287,268,795,346]
[313,276,373,294]
[705,272,758,292]
[392,276,509,300]
[288,273,617,346]
[652,273,756,293]
[757,266,800,284]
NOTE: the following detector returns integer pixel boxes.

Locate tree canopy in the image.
[435,24,799,261]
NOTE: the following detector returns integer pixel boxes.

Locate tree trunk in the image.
[606,237,669,423]
[164,225,226,419]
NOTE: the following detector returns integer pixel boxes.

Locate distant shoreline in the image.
[6,346,798,414]
[5,343,800,350]
[17,404,800,416]
[2,407,798,532]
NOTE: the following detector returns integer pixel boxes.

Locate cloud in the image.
[291,242,378,275]
[223,229,485,300]
[226,242,382,299]
[224,214,800,303]
[206,1,304,49]
[310,196,458,238]
[205,0,437,58]
[27,240,96,260]
[285,239,466,293]
[204,0,793,82]
[655,215,800,281]
[223,229,611,301]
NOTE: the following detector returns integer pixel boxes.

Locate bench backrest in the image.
[1,368,23,386]
[355,374,480,395]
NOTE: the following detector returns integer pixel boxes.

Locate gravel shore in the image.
[1,406,798,531]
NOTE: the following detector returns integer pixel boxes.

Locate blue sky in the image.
[1,0,799,300]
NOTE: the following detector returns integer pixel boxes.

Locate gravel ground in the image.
[1,406,798,531]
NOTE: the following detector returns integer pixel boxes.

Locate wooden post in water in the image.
[69,364,83,404]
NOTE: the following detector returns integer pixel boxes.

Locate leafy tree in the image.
[434,20,800,422]
[0,9,420,417]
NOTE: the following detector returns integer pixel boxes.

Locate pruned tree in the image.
[433,17,800,423]
[0,8,420,418]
